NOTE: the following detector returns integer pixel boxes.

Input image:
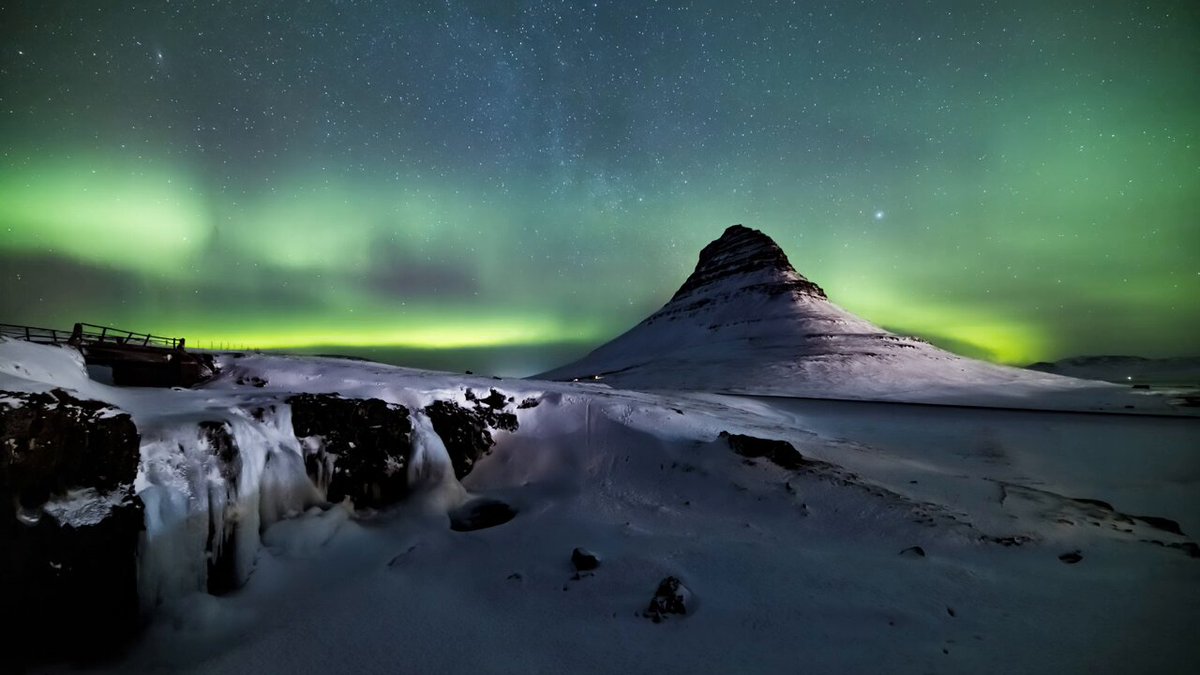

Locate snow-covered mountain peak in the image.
[537,225,1148,409]
[670,224,827,304]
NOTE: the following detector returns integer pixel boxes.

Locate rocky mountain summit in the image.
[667,223,827,308]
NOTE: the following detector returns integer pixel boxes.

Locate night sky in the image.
[2,1,1197,375]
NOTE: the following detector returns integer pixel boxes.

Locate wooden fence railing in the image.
[0,322,184,350]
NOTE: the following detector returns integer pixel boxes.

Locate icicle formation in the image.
[406,412,467,513]
[134,397,475,608]
[136,405,319,606]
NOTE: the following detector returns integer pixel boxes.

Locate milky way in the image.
[1,1,1197,374]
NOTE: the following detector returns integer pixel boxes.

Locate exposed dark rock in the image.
[982,535,1036,547]
[425,400,496,479]
[235,374,267,388]
[3,495,143,666]
[466,388,508,410]
[1058,550,1083,564]
[288,393,414,508]
[644,576,692,623]
[719,431,810,471]
[1073,497,1114,510]
[517,397,540,409]
[1132,515,1184,536]
[1142,540,1200,558]
[571,547,601,571]
[448,498,517,532]
[670,224,827,302]
[199,420,241,595]
[0,389,143,665]
[424,393,519,479]
[1174,542,1199,558]
[1006,483,1191,539]
[200,420,238,467]
[899,546,926,558]
[1,389,139,506]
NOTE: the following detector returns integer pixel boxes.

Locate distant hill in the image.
[1027,355,1200,386]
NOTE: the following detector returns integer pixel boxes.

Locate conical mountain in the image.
[538,225,1115,406]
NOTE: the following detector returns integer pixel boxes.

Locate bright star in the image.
[874,210,885,220]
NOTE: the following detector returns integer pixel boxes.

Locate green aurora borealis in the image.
[1,1,1197,375]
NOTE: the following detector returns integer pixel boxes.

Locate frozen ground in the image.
[1,340,1197,674]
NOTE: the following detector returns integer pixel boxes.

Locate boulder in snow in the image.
[571,547,601,572]
[644,576,692,623]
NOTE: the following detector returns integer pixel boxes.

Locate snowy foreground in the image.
[1,339,1198,674]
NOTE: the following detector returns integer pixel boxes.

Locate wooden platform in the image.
[1,322,215,387]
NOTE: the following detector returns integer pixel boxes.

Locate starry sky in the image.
[1,1,1197,375]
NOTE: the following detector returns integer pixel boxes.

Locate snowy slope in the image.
[539,225,1165,412]
[3,338,1198,674]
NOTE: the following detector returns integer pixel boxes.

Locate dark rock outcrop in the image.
[1132,515,1184,536]
[425,400,495,479]
[644,576,692,623]
[1142,540,1200,558]
[1,389,143,665]
[466,387,509,410]
[288,394,414,508]
[1,389,139,506]
[234,374,267,388]
[720,431,811,471]
[424,392,519,479]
